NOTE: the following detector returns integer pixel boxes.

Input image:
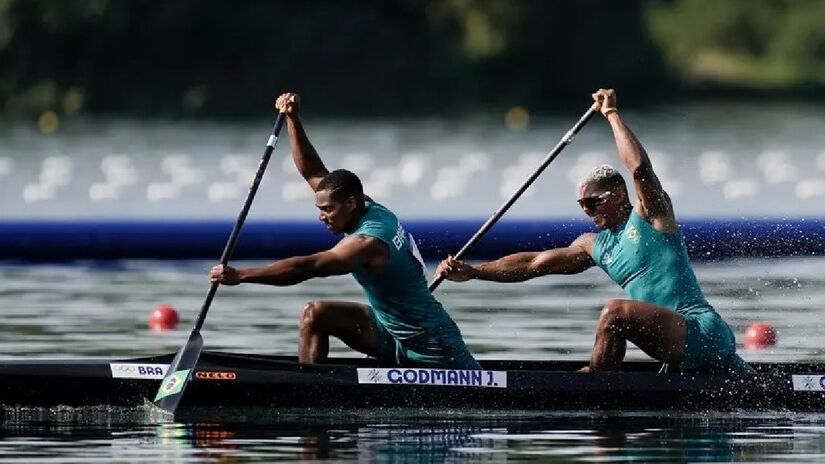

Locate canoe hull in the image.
[2,352,824,412]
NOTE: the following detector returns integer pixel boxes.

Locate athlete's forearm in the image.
[471,252,541,283]
[239,256,315,286]
[607,113,652,176]
[286,116,329,182]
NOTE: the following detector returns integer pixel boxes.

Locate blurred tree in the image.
[1,0,822,117]
[425,0,669,110]
[650,0,825,88]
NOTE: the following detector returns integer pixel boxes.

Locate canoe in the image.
[2,351,824,411]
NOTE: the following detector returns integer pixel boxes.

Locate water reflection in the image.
[4,408,825,462]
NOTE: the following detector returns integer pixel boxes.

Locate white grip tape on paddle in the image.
[266,134,278,147]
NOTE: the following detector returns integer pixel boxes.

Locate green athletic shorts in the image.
[370,308,481,370]
[681,310,750,373]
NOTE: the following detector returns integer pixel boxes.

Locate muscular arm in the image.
[276,94,329,190]
[237,235,386,286]
[287,115,329,190]
[606,112,677,232]
[470,234,596,282]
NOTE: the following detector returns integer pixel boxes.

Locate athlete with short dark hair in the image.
[210,93,479,370]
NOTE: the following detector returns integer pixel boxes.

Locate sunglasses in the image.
[577,191,612,209]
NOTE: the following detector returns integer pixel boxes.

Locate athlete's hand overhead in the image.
[592,88,617,116]
[275,92,301,116]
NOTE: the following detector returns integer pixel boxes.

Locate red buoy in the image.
[149,304,180,331]
[744,322,777,349]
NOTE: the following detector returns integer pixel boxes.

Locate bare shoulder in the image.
[337,233,375,249]
[570,232,597,251]
[335,234,388,257]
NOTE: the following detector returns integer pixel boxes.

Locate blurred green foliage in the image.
[650,0,825,89]
[1,0,823,117]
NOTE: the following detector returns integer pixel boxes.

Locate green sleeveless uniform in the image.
[348,201,479,369]
[592,210,748,372]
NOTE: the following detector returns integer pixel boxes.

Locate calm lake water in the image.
[1,256,824,462]
[2,103,825,462]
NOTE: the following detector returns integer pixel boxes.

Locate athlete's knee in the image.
[597,299,631,332]
[300,301,328,334]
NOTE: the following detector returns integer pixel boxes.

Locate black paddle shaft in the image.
[193,112,286,333]
[428,106,598,292]
[155,112,286,414]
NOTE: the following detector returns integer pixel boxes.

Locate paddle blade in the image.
[153,331,204,413]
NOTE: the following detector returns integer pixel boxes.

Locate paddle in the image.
[153,111,286,414]
[429,104,598,291]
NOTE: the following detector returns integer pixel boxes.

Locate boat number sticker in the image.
[109,363,169,379]
[154,369,191,401]
[792,375,825,391]
[357,368,507,388]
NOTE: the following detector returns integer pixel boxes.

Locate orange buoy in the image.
[149,304,180,331]
[744,322,777,349]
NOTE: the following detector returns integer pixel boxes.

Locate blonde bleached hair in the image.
[577,164,627,191]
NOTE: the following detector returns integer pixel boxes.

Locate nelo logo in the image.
[195,371,236,381]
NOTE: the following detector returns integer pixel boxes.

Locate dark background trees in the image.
[2,0,823,117]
